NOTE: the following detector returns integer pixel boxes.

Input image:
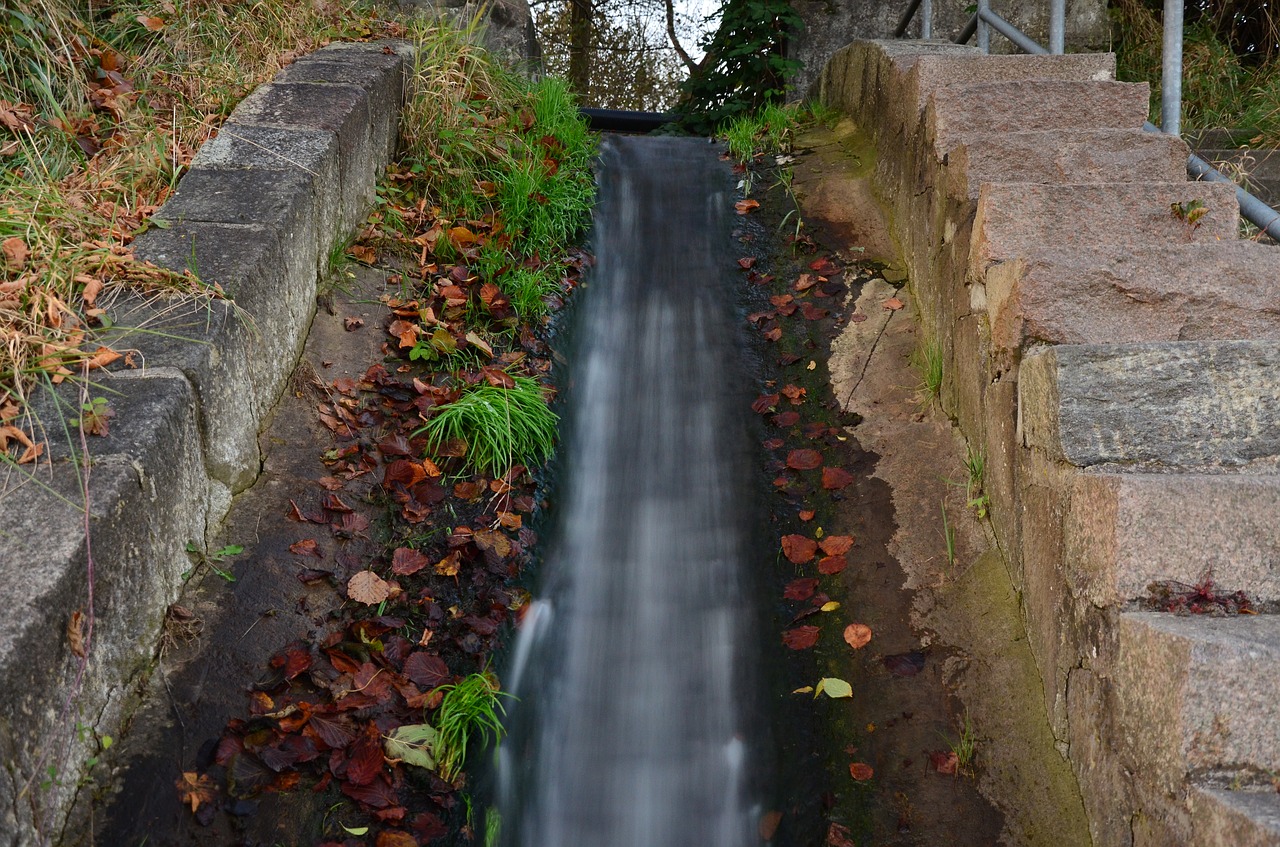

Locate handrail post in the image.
[921,0,933,38]
[1161,0,1183,135]
[977,0,990,52]
[1049,0,1065,53]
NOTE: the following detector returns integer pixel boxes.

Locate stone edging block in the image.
[0,39,411,844]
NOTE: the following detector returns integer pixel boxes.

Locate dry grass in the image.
[1,0,402,451]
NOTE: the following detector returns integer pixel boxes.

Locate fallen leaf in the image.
[929,749,959,775]
[347,571,390,605]
[391,547,430,575]
[136,14,166,30]
[822,467,855,489]
[760,810,783,840]
[843,623,872,649]
[403,652,450,688]
[288,539,323,558]
[786,449,822,471]
[783,626,820,650]
[849,762,874,780]
[817,555,847,575]
[383,723,438,770]
[798,509,815,521]
[780,384,806,404]
[783,577,819,601]
[377,830,418,847]
[176,771,215,814]
[434,551,461,577]
[827,822,856,847]
[814,677,853,699]
[737,256,757,270]
[2,236,28,269]
[781,534,817,564]
[819,535,854,556]
[67,610,87,658]
[735,198,760,215]
[883,297,904,311]
[820,601,841,612]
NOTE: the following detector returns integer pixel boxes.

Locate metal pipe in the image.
[894,0,923,38]
[979,8,1050,54]
[977,0,990,52]
[954,13,978,44]
[1161,0,1183,135]
[1142,121,1280,241]
[921,0,933,38]
[578,108,675,133]
[1049,0,1065,53]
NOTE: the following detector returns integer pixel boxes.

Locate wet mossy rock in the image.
[0,41,413,845]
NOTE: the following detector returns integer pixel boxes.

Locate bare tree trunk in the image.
[663,0,698,73]
[568,0,593,97]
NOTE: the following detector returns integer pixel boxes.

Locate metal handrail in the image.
[893,0,1280,241]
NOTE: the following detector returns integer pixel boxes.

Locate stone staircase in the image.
[817,42,1280,846]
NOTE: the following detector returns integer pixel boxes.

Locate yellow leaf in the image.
[820,601,841,612]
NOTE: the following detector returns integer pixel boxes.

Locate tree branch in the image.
[663,0,698,74]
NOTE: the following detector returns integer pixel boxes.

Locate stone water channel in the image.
[87,124,1083,847]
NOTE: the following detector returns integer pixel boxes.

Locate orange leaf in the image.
[781,534,817,564]
[817,555,847,575]
[848,762,874,781]
[843,623,872,649]
[735,198,760,215]
[86,346,122,369]
[786,449,822,470]
[822,466,855,490]
[136,14,166,31]
[347,570,390,605]
[883,297,904,311]
[760,810,783,841]
[819,535,854,556]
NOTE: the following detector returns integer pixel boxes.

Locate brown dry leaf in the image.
[473,527,511,557]
[930,749,959,775]
[2,236,29,269]
[67,610,87,658]
[849,762,874,781]
[781,534,818,564]
[735,198,760,215]
[348,243,377,264]
[843,623,872,650]
[391,547,430,576]
[376,832,418,847]
[822,466,855,490]
[176,771,215,814]
[759,810,783,841]
[86,346,122,369]
[136,14,166,30]
[347,571,390,605]
[883,297,904,311]
[782,625,820,650]
[786,449,822,471]
[819,535,854,557]
[434,551,461,577]
[0,425,43,464]
[817,555,847,575]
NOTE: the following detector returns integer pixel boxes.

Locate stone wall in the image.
[815,40,1280,846]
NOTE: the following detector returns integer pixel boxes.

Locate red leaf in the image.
[391,547,430,575]
[800,303,830,321]
[345,727,385,786]
[849,762,874,780]
[822,467,855,490]
[772,411,800,427]
[403,652,450,688]
[827,822,857,847]
[752,393,779,414]
[289,539,322,558]
[737,257,757,269]
[929,749,959,775]
[782,625,820,650]
[781,535,817,564]
[786,449,822,470]
[784,577,819,601]
[818,555,847,575]
[340,774,398,808]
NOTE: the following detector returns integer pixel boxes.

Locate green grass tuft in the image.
[430,672,508,784]
[416,374,557,476]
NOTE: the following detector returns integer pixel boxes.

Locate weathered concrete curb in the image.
[818,40,1280,846]
[0,40,411,845]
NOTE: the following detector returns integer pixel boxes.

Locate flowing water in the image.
[495,135,776,847]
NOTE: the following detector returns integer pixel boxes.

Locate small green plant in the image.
[184,541,242,582]
[962,448,989,519]
[911,339,944,405]
[70,396,114,436]
[941,502,956,566]
[430,672,509,784]
[940,714,978,775]
[416,374,557,476]
[1170,198,1208,239]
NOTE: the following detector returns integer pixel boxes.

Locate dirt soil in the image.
[784,119,1093,845]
